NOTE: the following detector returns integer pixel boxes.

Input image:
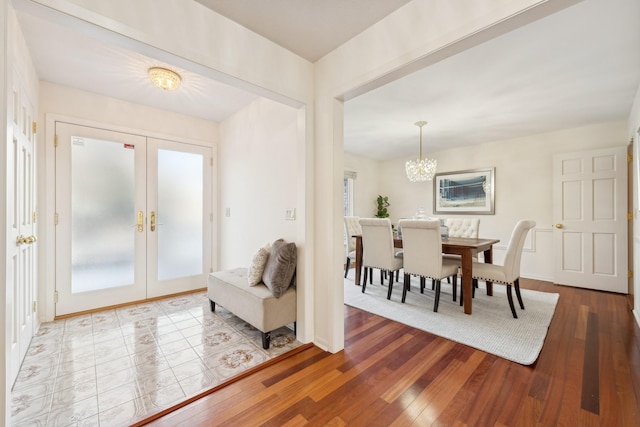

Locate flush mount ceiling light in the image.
[405,121,437,182]
[148,67,181,90]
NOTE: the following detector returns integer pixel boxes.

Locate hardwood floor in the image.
[144,279,640,426]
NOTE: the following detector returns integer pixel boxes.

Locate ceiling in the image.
[14,0,640,161]
[194,0,413,63]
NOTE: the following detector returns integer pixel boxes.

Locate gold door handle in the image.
[25,235,37,244]
[137,211,144,232]
[16,235,26,245]
[150,211,156,232]
[555,223,563,229]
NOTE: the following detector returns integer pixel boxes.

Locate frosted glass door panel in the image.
[157,149,203,281]
[55,122,146,316]
[71,136,135,292]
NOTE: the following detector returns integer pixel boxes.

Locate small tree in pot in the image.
[375,195,390,218]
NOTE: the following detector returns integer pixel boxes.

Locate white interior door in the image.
[553,146,628,292]
[55,123,212,315]
[8,75,37,384]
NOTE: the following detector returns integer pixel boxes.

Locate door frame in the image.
[42,114,218,321]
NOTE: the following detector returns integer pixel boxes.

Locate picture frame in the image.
[433,167,495,215]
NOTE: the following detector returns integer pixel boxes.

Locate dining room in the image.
[343,120,628,291]
[342,118,630,367]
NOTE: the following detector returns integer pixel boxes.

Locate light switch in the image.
[225,208,231,217]
[285,208,296,221]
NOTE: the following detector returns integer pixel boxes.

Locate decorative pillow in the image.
[247,244,271,286]
[262,239,297,298]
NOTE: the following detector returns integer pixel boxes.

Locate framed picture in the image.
[433,167,495,215]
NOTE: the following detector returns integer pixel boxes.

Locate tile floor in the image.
[11,291,301,426]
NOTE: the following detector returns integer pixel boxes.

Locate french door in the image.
[55,123,212,315]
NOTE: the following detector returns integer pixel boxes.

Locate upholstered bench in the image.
[208,268,297,349]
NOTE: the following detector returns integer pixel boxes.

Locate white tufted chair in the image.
[399,219,459,312]
[344,216,361,278]
[472,219,536,318]
[442,218,480,287]
[359,218,403,299]
[445,218,480,239]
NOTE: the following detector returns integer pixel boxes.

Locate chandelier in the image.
[148,67,181,91]
[405,121,437,182]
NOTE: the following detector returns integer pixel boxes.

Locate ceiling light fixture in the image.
[405,121,437,182]
[148,67,181,90]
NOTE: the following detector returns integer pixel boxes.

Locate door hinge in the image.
[33,211,37,223]
[32,121,37,134]
[628,154,633,163]
[54,134,58,147]
[32,301,37,313]
[54,291,58,303]
[629,271,633,279]
[629,212,633,220]
[54,212,59,225]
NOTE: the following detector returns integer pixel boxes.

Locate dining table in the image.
[353,235,500,315]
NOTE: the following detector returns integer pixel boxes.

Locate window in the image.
[343,170,356,216]
[343,170,357,248]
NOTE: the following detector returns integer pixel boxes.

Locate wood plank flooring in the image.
[144,279,640,426]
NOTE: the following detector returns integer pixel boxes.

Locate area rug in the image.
[344,276,559,365]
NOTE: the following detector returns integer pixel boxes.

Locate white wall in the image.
[219,97,298,268]
[371,120,627,280]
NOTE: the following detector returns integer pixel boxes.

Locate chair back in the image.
[344,216,361,253]
[359,218,396,270]
[445,218,480,238]
[503,219,536,281]
[399,219,443,279]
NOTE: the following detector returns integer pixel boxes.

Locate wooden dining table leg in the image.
[355,236,363,286]
[461,250,472,315]
[483,248,494,296]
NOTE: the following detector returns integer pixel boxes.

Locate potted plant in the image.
[375,195,390,218]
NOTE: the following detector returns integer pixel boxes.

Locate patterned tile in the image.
[12,291,301,425]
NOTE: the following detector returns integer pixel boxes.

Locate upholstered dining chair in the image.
[471,219,536,318]
[443,218,480,262]
[399,219,459,312]
[359,218,403,299]
[344,216,361,278]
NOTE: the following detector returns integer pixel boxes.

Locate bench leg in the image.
[294,322,297,335]
[261,331,271,349]
[209,299,215,312]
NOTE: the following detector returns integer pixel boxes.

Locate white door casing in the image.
[553,146,628,293]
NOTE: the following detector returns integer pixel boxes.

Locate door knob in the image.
[555,223,563,229]
[25,235,37,244]
[16,235,26,245]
